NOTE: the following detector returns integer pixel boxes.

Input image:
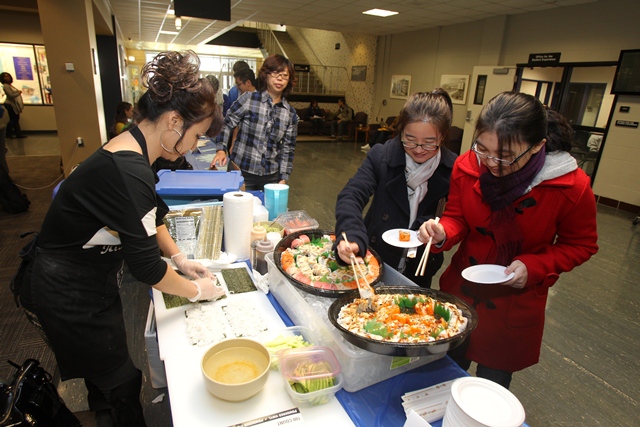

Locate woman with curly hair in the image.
[19,51,224,426]
[211,54,298,190]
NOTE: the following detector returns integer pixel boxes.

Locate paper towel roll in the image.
[223,191,254,260]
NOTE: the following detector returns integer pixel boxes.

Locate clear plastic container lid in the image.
[279,346,341,382]
[275,210,319,234]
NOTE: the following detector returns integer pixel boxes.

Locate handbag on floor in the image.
[0,359,81,427]
[0,165,30,214]
[10,232,39,308]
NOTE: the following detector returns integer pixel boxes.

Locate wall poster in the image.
[390,75,411,99]
[351,66,367,82]
[440,74,469,105]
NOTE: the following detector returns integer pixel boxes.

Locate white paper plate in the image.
[382,228,421,248]
[451,377,525,427]
[461,264,514,284]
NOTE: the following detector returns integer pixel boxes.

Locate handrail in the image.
[288,27,324,67]
[257,23,288,59]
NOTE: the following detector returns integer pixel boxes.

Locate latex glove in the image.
[171,253,214,279]
[188,278,226,302]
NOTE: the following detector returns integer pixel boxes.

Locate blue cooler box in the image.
[156,170,244,205]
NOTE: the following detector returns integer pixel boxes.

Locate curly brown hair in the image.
[136,51,222,138]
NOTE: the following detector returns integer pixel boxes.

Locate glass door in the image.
[516,63,617,183]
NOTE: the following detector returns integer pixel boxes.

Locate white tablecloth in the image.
[151,263,355,427]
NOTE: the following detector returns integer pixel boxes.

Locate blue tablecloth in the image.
[264,292,467,427]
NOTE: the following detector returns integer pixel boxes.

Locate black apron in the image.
[25,127,153,380]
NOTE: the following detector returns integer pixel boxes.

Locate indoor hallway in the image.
[0,135,638,426]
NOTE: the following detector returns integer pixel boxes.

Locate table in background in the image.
[354,126,370,146]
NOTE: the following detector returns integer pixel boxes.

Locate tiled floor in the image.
[5,132,639,426]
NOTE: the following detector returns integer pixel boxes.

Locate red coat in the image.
[435,151,598,372]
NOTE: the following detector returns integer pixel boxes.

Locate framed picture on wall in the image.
[440,74,469,104]
[390,75,411,99]
[351,66,367,81]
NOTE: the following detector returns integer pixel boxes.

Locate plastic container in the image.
[155,170,244,205]
[144,302,167,389]
[279,346,343,407]
[257,325,319,369]
[275,210,319,235]
[267,253,445,392]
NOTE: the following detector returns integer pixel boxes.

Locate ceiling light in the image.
[160,30,179,35]
[175,16,182,29]
[167,9,175,15]
[128,55,136,62]
[363,8,398,17]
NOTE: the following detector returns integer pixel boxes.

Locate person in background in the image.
[109,101,134,139]
[361,116,399,152]
[419,92,599,389]
[223,60,250,115]
[211,54,298,191]
[330,98,353,141]
[305,99,325,136]
[334,89,457,288]
[205,74,224,107]
[1,72,27,139]
[234,67,256,94]
[19,51,225,426]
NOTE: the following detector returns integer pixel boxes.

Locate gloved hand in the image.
[171,253,213,279]
[188,278,226,302]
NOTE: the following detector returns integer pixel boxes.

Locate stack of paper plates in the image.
[442,377,525,427]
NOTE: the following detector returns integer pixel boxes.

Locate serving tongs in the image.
[341,232,376,312]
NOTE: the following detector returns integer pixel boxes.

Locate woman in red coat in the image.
[419,92,598,388]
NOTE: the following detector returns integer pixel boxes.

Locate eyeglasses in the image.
[471,141,535,166]
[402,139,440,151]
[269,72,290,81]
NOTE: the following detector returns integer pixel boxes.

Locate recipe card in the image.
[228,408,305,427]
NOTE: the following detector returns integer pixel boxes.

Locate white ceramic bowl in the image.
[201,338,271,402]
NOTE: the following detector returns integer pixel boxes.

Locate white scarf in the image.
[405,151,441,227]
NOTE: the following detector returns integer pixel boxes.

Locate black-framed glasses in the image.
[402,139,440,151]
[269,71,290,81]
[471,141,535,166]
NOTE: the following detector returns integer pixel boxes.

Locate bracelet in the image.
[188,280,202,302]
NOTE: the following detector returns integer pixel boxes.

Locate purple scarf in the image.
[479,145,546,265]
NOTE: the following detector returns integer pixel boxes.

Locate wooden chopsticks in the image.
[415,217,440,276]
[341,232,375,302]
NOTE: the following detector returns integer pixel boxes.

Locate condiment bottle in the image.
[251,225,266,243]
[254,237,274,275]
[250,225,267,271]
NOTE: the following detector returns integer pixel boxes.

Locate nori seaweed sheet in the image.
[162,286,227,309]
[221,268,257,294]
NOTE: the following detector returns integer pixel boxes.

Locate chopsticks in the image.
[341,233,375,305]
[415,217,440,277]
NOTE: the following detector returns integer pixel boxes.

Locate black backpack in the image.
[0,167,30,214]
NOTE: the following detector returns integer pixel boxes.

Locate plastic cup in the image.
[264,183,289,221]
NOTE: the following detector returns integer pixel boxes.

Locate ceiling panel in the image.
[0,0,599,51]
